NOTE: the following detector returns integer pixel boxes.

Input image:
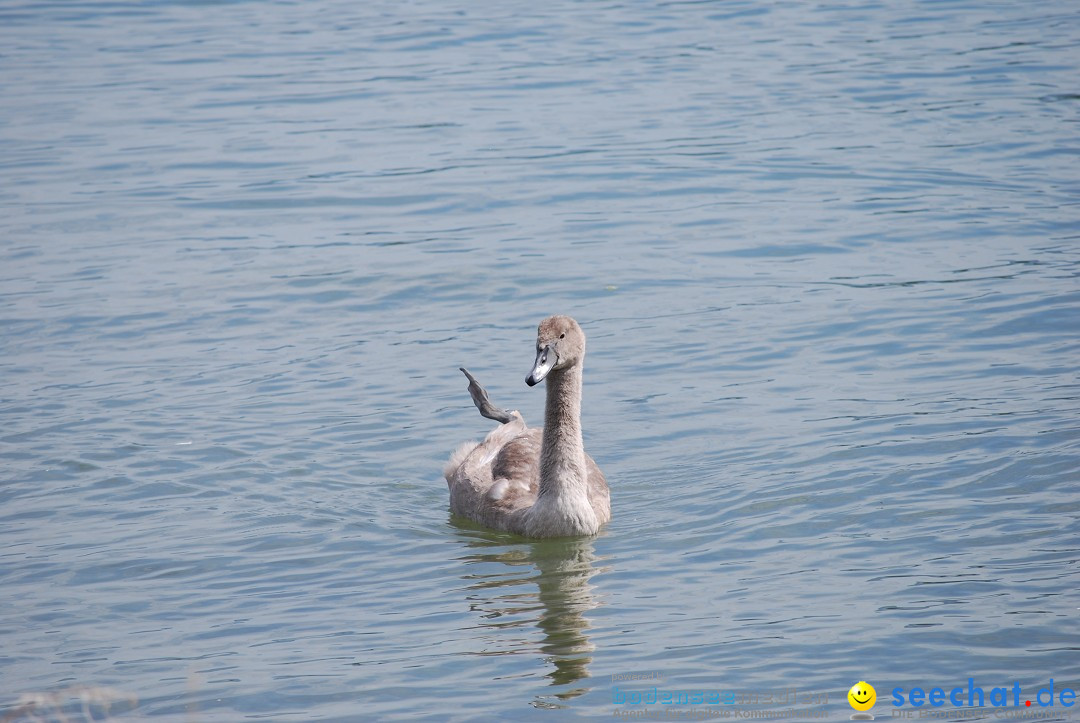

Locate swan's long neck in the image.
[539,363,588,500]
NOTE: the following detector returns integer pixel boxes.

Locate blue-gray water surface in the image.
[2,0,1079,720]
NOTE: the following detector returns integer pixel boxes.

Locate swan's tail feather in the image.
[444,440,477,482]
[460,368,514,424]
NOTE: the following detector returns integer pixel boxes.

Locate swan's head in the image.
[526,315,585,386]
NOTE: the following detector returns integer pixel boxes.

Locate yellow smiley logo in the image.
[848,681,876,712]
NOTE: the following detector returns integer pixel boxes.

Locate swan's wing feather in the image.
[491,428,542,494]
[446,420,539,531]
[585,453,611,525]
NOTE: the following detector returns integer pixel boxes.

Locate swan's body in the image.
[444,316,610,537]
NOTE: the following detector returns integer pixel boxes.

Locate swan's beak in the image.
[526,345,556,386]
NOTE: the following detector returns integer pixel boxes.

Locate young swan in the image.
[444,316,610,538]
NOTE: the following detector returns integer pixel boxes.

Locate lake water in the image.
[1,0,1078,720]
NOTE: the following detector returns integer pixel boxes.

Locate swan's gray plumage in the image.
[444,316,610,538]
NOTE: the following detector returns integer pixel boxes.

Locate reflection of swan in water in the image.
[451,522,606,700]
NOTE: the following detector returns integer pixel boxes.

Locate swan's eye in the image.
[560,333,565,339]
